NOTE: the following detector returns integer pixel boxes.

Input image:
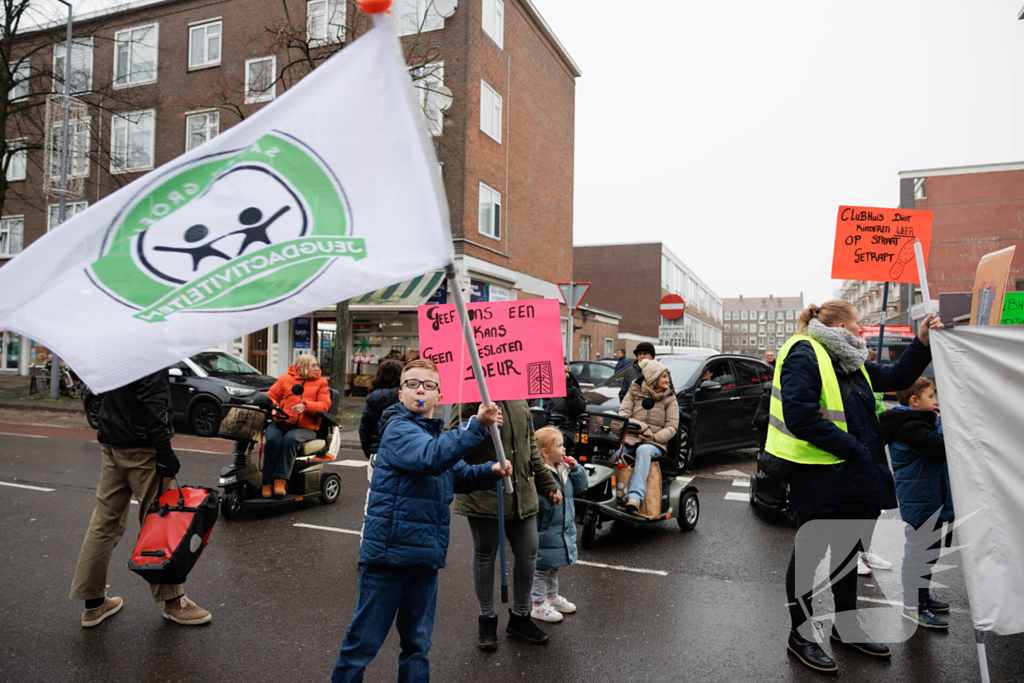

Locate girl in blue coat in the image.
[530,426,589,623]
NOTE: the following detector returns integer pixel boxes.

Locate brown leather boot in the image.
[262,483,272,498]
[273,479,287,497]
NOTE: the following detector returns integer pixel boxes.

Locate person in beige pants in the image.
[69,369,211,628]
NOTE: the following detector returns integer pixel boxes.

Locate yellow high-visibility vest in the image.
[765,334,872,465]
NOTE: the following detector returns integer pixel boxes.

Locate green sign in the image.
[1000,292,1024,325]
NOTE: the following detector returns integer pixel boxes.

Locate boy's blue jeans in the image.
[331,564,439,683]
[624,443,661,503]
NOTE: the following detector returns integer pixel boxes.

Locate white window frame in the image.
[110,109,156,174]
[47,201,88,231]
[604,338,614,359]
[740,310,748,320]
[245,56,277,104]
[478,181,501,241]
[580,335,591,361]
[49,117,91,180]
[482,0,504,49]
[12,60,31,100]
[414,61,444,136]
[188,19,222,70]
[113,23,159,88]
[5,139,27,182]
[307,0,346,43]
[787,310,794,319]
[0,216,25,258]
[786,322,794,333]
[479,79,502,143]
[914,178,926,200]
[724,311,731,320]
[53,37,94,94]
[184,109,220,151]
[395,0,444,37]
[740,323,748,333]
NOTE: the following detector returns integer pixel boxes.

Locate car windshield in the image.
[865,338,912,365]
[190,351,260,375]
[596,357,705,389]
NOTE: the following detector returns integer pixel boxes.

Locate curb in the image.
[0,398,85,413]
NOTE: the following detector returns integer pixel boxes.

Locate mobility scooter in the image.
[216,388,343,519]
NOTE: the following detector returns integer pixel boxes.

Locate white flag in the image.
[0,17,452,392]
[930,325,1024,635]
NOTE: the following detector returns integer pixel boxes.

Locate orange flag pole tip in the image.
[358,0,392,13]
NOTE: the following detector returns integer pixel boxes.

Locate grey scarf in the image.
[806,318,868,374]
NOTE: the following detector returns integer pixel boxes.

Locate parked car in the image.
[583,350,774,470]
[83,350,277,437]
[568,360,618,390]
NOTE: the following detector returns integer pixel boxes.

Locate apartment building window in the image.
[11,61,30,100]
[740,323,748,333]
[0,216,24,257]
[786,322,794,333]
[758,324,766,334]
[114,23,158,87]
[749,337,757,346]
[725,311,732,320]
[307,0,346,43]
[47,201,88,230]
[768,323,775,334]
[787,310,794,319]
[111,110,155,173]
[4,140,27,182]
[482,0,504,48]
[189,20,221,69]
[49,117,91,179]
[604,338,613,359]
[914,178,926,200]
[580,335,591,361]
[478,182,501,240]
[185,110,219,151]
[395,0,443,36]
[54,38,93,94]
[740,310,748,320]
[414,62,444,136]
[245,56,276,103]
[480,80,502,143]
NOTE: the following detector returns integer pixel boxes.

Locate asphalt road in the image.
[1,430,1021,682]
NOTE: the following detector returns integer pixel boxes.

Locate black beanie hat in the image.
[634,342,656,358]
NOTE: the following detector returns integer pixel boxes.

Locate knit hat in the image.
[634,341,656,358]
[639,358,669,387]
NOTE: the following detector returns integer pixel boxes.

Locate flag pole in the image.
[876,283,889,359]
[914,240,933,317]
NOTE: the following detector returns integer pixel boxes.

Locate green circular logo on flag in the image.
[90,132,363,322]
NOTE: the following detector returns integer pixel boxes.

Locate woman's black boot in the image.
[477,615,498,651]
[506,609,549,645]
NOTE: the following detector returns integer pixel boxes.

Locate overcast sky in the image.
[25,1,1024,308]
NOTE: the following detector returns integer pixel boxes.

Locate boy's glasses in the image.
[402,379,439,391]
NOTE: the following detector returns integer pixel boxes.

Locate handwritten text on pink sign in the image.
[417,298,566,404]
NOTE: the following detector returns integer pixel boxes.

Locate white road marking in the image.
[175,448,226,455]
[0,481,55,492]
[0,432,46,439]
[329,459,370,468]
[724,491,749,502]
[294,523,361,536]
[857,595,969,615]
[731,479,750,487]
[576,560,668,577]
[715,469,749,478]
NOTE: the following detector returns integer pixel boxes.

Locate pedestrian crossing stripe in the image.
[328,459,370,467]
[724,492,748,502]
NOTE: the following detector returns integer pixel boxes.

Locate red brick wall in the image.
[914,170,1024,295]
[573,243,662,338]
[572,313,618,361]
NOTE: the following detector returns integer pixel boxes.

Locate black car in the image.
[83,350,277,437]
[568,360,618,390]
[583,350,774,470]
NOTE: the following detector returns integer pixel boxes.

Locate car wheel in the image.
[190,400,221,437]
[85,396,102,430]
[221,487,244,520]
[581,511,598,549]
[677,490,699,531]
[321,473,341,505]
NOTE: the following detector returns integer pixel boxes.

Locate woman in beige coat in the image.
[618,358,679,512]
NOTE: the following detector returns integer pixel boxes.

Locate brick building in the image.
[573,242,723,353]
[1,0,580,376]
[721,294,804,360]
[571,303,620,362]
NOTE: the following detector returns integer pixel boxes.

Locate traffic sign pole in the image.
[558,282,591,362]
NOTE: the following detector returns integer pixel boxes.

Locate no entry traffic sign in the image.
[660,294,686,320]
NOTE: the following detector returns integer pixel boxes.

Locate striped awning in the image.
[352,270,446,306]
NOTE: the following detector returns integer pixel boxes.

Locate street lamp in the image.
[50,0,74,401]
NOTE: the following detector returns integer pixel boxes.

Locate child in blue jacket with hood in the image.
[880,377,954,631]
[332,360,511,683]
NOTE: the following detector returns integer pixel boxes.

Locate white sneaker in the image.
[857,557,873,576]
[548,595,576,614]
[530,601,563,622]
[859,551,893,570]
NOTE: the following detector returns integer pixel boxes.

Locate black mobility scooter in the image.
[216,388,343,519]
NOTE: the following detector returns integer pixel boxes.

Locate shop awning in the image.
[352,270,446,306]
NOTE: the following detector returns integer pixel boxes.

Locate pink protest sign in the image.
[418,298,567,404]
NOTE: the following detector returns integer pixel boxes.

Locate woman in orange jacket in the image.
[262,354,331,498]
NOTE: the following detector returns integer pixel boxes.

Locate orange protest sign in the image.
[831,206,933,284]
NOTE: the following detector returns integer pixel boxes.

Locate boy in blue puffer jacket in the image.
[879,377,954,632]
[331,360,511,683]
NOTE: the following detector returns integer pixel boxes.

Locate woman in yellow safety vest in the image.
[767,300,942,675]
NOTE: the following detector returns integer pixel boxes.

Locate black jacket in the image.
[753,382,772,452]
[618,361,644,401]
[358,386,400,458]
[879,408,945,460]
[529,372,586,419]
[96,370,174,452]
[780,338,932,517]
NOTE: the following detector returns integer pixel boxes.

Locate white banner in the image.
[0,17,451,392]
[931,325,1024,635]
